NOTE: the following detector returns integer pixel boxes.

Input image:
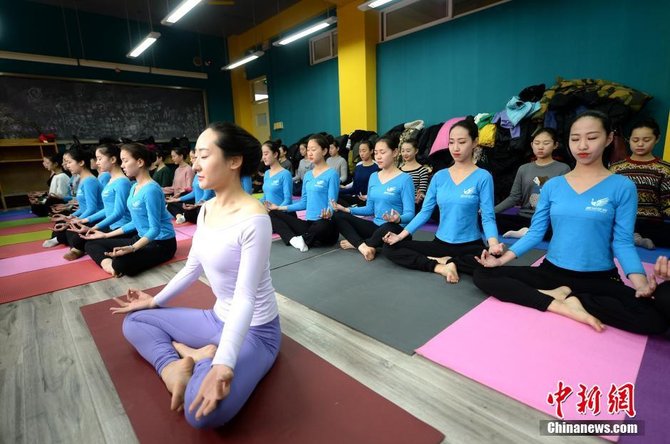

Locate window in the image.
[381,0,509,42]
[252,77,268,103]
[309,29,338,65]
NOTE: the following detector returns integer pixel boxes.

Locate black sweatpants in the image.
[636,219,670,248]
[472,259,670,335]
[65,227,135,252]
[31,196,65,217]
[85,235,177,276]
[268,210,338,247]
[496,213,553,241]
[167,199,195,217]
[384,237,484,275]
[332,211,404,249]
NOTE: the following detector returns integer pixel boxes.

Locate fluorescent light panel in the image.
[127,32,161,58]
[161,0,204,25]
[222,51,264,70]
[358,0,395,11]
[274,17,337,46]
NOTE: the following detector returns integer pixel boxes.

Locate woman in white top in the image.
[112,122,280,428]
[30,152,70,217]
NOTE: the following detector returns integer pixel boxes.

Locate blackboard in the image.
[0,74,207,140]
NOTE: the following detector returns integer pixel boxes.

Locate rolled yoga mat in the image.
[79,281,445,444]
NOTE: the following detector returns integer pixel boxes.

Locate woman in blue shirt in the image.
[267,134,339,252]
[83,143,177,277]
[474,111,669,335]
[383,118,502,284]
[331,135,415,261]
[48,146,103,247]
[167,147,214,224]
[260,140,293,208]
[65,143,132,260]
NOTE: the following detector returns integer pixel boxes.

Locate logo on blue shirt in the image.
[132,200,142,208]
[384,186,397,195]
[272,179,280,186]
[461,187,476,198]
[315,180,325,188]
[585,197,609,213]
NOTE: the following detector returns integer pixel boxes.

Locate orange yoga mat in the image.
[80,281,445,444]
[0,239,192,304]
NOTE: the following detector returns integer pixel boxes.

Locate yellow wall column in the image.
[337,2,378,134]
[664,110,670,161]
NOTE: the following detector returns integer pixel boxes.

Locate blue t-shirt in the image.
[121,181,175,241]
[405,168,498,243]
[179,175,214,203]
[261,169,293,206]
[351,172,415,226]
[510,175,644,276]
[241,176,253,194]
[341,163,380,196]
[286,169,339,221]
[87,177,132,230]
[97,171,111,188]
[72,176,103,219]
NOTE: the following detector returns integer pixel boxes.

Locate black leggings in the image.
[496,213,553,241]
[65,227,135,252]
[635,219,670,248]
[31,196,65,217]
[384,237,484,275]
[472,259,670,335]
[85,235,177,276]
[332,211,404,249]
[268,210,338,247]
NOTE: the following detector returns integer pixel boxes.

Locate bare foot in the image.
[428,256,451,265]
[172,341,217,363]
[435,262,459,284]
[358,243,376,261]
[548,297,604,332]
[340,239,355,250]
[160,357,195,412]
[63,249,84,261]
[538,286,572,301]
[100,258,117,277]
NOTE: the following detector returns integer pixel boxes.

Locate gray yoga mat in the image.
[270,239,338,270]
[270,231,545,354]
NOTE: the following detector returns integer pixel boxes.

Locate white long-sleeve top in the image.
[49,172,70,198]
[153,211,278,369]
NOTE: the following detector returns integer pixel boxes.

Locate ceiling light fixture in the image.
[273,16,337,46]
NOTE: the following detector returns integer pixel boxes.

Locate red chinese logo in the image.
[547,382,636,419]
[607,383,636,418]
[576,384,602,415]
[547,381,573,419]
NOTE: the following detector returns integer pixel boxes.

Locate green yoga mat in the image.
[270,230,546,354]
[0,217,50,229]
[0,230,52,247]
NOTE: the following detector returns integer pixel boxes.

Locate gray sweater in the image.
[327,156,349,183]
[495,161,571,218]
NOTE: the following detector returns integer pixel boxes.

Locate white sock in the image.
[502,227,529,239]
[42,237,59,248]
[175,214,186,224]
[289,236,308,252]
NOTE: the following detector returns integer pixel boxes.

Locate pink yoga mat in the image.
[417,261,656,439]
[174,224,197,237]
[0,240,65,259]
[0,247,90,277]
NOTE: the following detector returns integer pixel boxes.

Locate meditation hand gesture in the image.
[320,208,333,220]
[51,213,68,222]
[382,231,403,245]
[110,288,157,314]
[382,209,400,224]
[655,256,669,281]
[415,192,425,204]
[53,222,68,232]
[105,245,134,258]
[166,196,180,203]
[189,364,234,420]
[81,227,107,240]
[265,201,279,211]
[358,193,367,202]
[330,199,347,213]
[68,221,89,234]
[182,203,197,211]
[488,242,504,257]
[475,250,503,268]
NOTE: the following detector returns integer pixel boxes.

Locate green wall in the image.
[377,0,670,153]
[0,0,234,128]
[245,15,341,145]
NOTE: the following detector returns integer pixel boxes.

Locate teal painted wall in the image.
[245,16,341,145]
[0,0,234,129]
[377,0,670,153]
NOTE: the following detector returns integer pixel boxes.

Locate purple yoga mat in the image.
[0,212,36,222]
[618,335,670,444]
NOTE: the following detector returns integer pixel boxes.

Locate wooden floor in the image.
[0,259,603,444]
